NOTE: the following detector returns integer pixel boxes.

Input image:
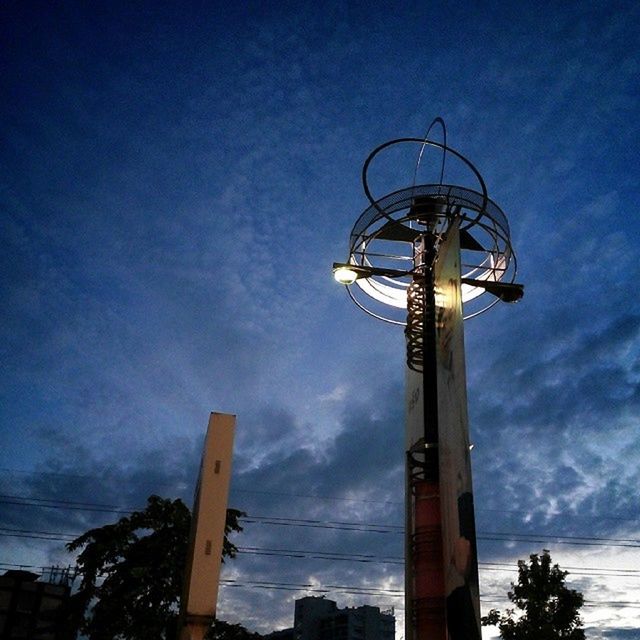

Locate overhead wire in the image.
[2,474,639,615]
[2,527,640,582]
[2,469,639,522]
[1,493,639,549]
[0,560,636,610]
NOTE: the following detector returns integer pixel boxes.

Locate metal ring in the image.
[361,138,488,222]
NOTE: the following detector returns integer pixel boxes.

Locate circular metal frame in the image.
[362,138,489,227]
[341,135,517,323]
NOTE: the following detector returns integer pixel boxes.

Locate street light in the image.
[332,265,359,285]
[332,119,522,640]
[333,262,408,284]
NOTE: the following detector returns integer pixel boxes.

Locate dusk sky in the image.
[1,2,639,638]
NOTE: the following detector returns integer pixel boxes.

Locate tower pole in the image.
[404,206,446,640]
[178,413,236,640]
[332,124,523,640]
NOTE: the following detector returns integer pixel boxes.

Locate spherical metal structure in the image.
[336,123,518,323]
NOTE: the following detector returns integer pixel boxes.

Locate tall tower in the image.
[333,119,522,640]
[178,413,236,640]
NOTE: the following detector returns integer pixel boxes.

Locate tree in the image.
[209,620,262,640]
[66,495,249,640]
[481,550,585,640]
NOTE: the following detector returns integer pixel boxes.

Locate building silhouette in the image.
[0,568,74,639]
[265,596,395,640]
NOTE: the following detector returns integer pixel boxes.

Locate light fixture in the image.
[333,265,359,285]
[332,262,407,285]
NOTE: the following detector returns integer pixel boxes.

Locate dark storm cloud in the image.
[1,388,407,631]
[233,385,404,513]
[232,406,306,468]
[470,311,640,444]
[0,431,204,566]
[599,629,640,639]
[216,387,407,630]
[465,307,640,574]
[472,314,640,416]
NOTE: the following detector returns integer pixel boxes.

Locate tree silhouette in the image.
[66,495,248,639]
[481,549,585,640]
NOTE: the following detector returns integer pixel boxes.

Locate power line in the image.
[0,495,132,515]
[2,472,639,523]
[2,526,640,581]
[478,596,640,610]
[0,494,125,509]
[219,580,640,608]
[236,549,640,579]
[0,559,638,610]
[2,498,640,549]
[244,515,640,548]
[480,561,640,576]
[242,517,640,549]
[242,515,402,533]
[482,531,640,544]
[0,526,75,536]
[0,468,95,480]
[0,557,638,608]
[232,488,402,507]
[478,534,640,549]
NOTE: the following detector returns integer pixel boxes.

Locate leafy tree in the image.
[66,495,249,640]
[481,549,585,640]
[209,620,263,640]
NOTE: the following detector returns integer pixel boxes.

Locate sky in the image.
[1,1,639,638]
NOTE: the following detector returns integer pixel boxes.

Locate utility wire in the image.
[3,560,635,609]
[3,520,640,550]
[0,560,637,610]
[3,491,638,539]
[220,580,640,608]
[2,500,640,549]
[0,495,131,515]
[2,472,639,522]
[2,526,640,581]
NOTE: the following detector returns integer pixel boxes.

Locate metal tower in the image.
[333,119,523,640]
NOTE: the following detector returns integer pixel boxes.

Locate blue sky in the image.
[1,1,639,638]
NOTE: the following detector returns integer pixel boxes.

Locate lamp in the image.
[332,262,408,284]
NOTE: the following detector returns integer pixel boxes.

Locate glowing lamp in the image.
[333,265,359,285]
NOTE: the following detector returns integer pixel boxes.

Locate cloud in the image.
[599,629,640,639]
[1,388,407,631]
